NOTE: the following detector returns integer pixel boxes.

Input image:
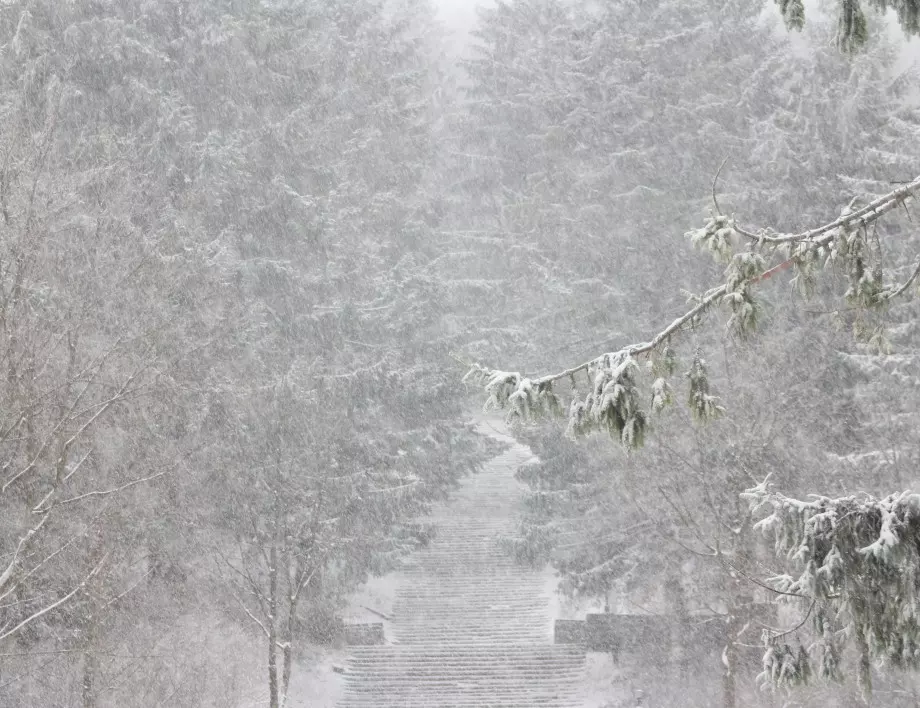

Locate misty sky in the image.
[434,0,488,53]
[433,0,919,64]
[434,0,483,30]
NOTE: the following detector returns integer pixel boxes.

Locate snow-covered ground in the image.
[286,647,348,708]
[341,571,404,642]
[289,413,654,708]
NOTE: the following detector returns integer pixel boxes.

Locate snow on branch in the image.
[461,176,920,450]
[743,478,920,693]
[774,0,920,53]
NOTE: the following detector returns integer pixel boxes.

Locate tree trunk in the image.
[280,639,292,708]
[720,514,758,708]
[664,572,690,683]
[82,528,104,708]
[268,542,279,708]
[720,635,735,708]
[855,626,871,705]
[720,593,752,708]
[280,578,293,708]
[82,614,98,708]
[720,592,747,708]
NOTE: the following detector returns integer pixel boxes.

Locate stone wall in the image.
[344,623,385,646]
[586,614,671,663]
[554,619,589,646]
[555,605,778,665]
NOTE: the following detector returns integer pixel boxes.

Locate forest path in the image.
[336,417,586,707]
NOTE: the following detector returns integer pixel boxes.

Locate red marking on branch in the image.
[751,259,794,284]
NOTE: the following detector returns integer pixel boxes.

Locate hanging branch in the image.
[461,176,920,449]
[774,0,920,53]
[743,479,920,693]
[733,177,920,244]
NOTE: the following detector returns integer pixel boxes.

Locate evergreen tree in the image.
[163,1,485,705]
[461,1,920,703]
[0,1,485,704]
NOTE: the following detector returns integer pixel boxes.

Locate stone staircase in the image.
[337,420,586,707]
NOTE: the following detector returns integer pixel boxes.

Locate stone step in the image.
[343,683,582,693]
[393,606,548,615]
[391,625,550,629]
[340,699,582,705]
[344,673,582,684]
[346,662,578,668]
[396,583,545,589]
[394,611,550,635]
[394,599,547,608]
[347,646,582,659]
[394,604,548,611]
[351,644,584,671]
[393,615,549,624]
[343,660,584,669]
[400,554,518,562]
[344,679,582,689]
[389,636,553,643]
[336,428,584,708]
[345,653,580,666]
[394,607,548,613]
[342,690,583,701]
[390,631,551,642]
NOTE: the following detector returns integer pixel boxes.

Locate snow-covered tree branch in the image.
[776,0,920,52]
[744,478,920,695]
[464,175,920,450]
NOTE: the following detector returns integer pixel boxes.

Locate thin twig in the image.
[361,605,393,621]
[712,155,730,216]
[718,556,811,599]
[102,568,154,610]
[0,553,108,642]
[885,258,920,301]
[736,176,920,245]
[0,515,48,593]
[32,471,167,514]
[463,176,920,390]
[764,598,817,641]
[231,592,270,640]
[750,258,794,284]
[0,506,108,605]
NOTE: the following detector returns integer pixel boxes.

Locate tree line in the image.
[457,1,920,706]
[1,0,919,706]
[0,2,487,706]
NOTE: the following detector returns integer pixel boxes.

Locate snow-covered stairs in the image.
[338,644,585,707]
[337,421,586,708]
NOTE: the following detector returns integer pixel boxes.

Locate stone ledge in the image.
[344,623,385,646]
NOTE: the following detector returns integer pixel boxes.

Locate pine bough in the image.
[463,176,920,451]
[744,479,920,695]
[461,175,920,692]
[774,0,920,53]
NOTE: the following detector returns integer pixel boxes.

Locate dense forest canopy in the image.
[0,0,918,706]
[458,0,920,703]
[792,0,920,51]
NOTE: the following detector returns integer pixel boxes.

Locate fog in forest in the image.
[1,1,919,707]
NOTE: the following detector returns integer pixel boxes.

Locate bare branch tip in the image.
[711,155,730,216]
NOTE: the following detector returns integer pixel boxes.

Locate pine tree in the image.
[166,1,485,705]
[0,0,484,704]
[773,0,920,51]
[460,1,920,702]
